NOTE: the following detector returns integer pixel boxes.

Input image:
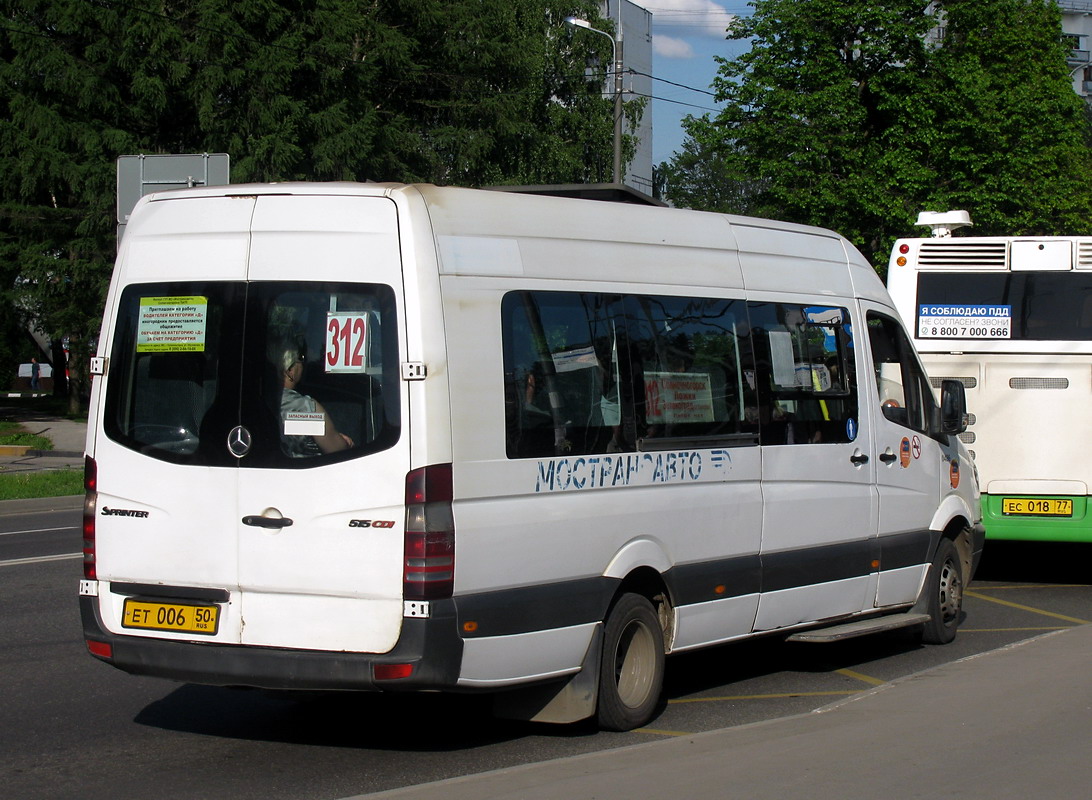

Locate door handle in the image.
[242,514,294,529]
[849,452,869,466]
[879,450,898,464]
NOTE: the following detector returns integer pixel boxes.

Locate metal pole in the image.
[612,30,623,185]
[564,16,625,186]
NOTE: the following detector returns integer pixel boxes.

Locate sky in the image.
[625,1,754,165]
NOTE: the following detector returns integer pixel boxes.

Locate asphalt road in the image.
[2,499,1089,800]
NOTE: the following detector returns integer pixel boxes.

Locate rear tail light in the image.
[86,640,112,659]
[404,464,454,600]
[83,455,97,580]
[373,663,414,681]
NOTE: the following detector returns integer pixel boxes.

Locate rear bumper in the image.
[80,595,464,691]
[981,494,1091,543]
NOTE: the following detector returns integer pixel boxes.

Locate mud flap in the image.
[492,624,602,724]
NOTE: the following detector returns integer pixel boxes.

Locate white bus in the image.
[887,212,1092,543]
[80,184,982,731]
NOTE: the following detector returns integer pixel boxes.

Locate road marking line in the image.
[964,589,1091,625]
[974,584,1085,590]
[0,552,81,567]
[0,526,79,537]
[835,668,886,686]
[961,626,1071,632]
[633,728,691,737]
[670,690,859,704]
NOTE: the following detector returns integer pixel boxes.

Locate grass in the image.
[0,468,84,501]
[0,420,54,450]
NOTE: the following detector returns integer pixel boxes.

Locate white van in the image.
[80,183,984,731]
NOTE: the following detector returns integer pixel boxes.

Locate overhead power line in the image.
[629,68,718,97]
[627,91,720,114]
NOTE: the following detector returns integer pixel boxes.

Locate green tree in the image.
[0,0,135,411]
[665,0,1092,265]
[1,1,633,411]
[655,135,761,213]
[917,0,1092,237]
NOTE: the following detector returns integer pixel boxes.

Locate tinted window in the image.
[104,282,241,462]
[917,272,1092,340]
[251,284,400,465]
[626,295,757,447]
[502,291,627,459]
[502,290,760,459]
[105,282,400,467]
[749,303,858,445]
[867,312,936,434]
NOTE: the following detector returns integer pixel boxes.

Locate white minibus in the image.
[80,183,983,730]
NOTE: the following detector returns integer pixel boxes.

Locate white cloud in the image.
[629,0,737,39]
[653,35,695,59]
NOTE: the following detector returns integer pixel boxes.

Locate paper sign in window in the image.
[136,296,208,353]
[284,412,325,437]
[325,313,368,373]
[552,346,600,373]
[769,330,798,387]
[645,372,715,424]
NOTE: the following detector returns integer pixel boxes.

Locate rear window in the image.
[917,272,1092,341]
[104,281,400,467]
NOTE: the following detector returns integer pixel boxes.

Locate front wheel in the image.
[597,593,665,731]
[921,537,964,645]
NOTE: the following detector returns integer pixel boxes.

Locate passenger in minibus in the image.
[276,344,354,456]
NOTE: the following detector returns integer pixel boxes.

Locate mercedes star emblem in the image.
[227,425,252,458]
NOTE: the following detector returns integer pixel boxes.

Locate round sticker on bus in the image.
[900,437,912,468]
[846,418,858,441]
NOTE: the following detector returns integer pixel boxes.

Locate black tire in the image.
[921,537,964,645]
[596,593,665,731]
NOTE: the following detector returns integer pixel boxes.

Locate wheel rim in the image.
[614,618,657,709]
[937,556,963,625]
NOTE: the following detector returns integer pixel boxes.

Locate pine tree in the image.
[0,1,626,409]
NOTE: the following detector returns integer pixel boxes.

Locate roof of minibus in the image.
[133,181,889,301]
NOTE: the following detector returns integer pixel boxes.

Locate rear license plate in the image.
[122,599,220,635]
[1001,498,1073,517]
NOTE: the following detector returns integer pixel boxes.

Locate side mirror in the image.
[939,379,967,435]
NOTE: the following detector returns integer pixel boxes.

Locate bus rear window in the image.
[917,272,1092,341]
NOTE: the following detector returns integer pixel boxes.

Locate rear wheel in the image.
[596,593,665,731]
[921,537,964,644]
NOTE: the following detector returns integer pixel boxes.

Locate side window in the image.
[867,312,935,433]
[626,295,758,446]
[749,302,859,445]
[502,291,624,459]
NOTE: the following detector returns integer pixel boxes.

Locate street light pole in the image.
[565,16,624,185]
